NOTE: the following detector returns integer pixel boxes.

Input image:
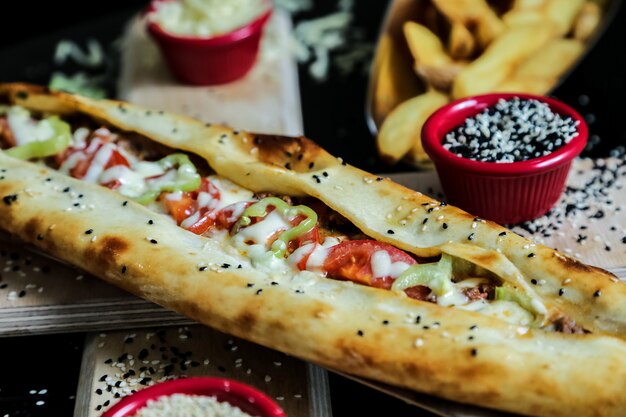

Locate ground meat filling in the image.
[552,316,588,334]
[463,283,496,301]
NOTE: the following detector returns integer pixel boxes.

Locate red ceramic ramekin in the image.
[421,93,588,224]
[146,1,272,85]
[101,377,287,417]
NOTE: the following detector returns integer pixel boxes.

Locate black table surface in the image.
[1,1,625,416]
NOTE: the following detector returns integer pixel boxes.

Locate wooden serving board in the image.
[74,326,331,417]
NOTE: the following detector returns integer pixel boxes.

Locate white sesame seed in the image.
[414,338,424,347]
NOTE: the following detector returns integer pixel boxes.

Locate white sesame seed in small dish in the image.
[101,377,286,417]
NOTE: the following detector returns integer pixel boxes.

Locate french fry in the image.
[504,0,585,35]
[452,23,556,99]
[545,0,586,35]
[377,90,449,164]
[403,22,464,91]
[449,22,476,60]
[494,38,584,94]
[372,34,421,127]
[574,1,602,42]
[431,0,505,47]
[403,21,452,68]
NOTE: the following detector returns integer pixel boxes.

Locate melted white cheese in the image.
[233,210,291,248]
[99,165,148,197]
[83,142,115,183]
[7,106,55,146]
[370,250,411,279]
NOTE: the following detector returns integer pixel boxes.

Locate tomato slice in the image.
[185,212,216,235]
[65,145,130,179]
[323,240,416,288]
[163,192,196,224]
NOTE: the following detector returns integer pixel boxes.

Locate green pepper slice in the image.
[233,197,318,258]
[5,116,72,160]
[134,153,201,204]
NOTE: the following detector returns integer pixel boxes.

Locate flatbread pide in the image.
[1,84,625,417]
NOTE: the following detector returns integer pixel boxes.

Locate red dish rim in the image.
[421,93,588,177]
[101,377,287,417]
[146,0,273,46]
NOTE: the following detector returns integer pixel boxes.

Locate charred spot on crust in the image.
[554,252,613,277]
[24,218,43,241]
[85,236,130,269]
[252,134,331,172]
[234,310,257,333]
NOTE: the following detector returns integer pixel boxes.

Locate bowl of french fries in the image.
[367,0,614,168]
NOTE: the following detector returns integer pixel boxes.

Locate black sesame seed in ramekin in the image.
[442,97,579,163]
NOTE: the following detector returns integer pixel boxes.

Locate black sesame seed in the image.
[271,281,279,286]
[36,234,43,241]
[309,162,315,169]
[467,233,475,241]
[594,290,602,297]
[498,231,507,236]
[256,289,263,295]
[122,201,128,207]
[442,223,448,229]
[16,91,28,99]
[247,283,254,287]
[85,229,93,235]
[469,325,478,330]
[63,187,70,193]
[96,405,102,411]
[382,320,389,325]
[387,229,395,235]
[2,194,17,205]
[471,348,478,357]
[199,266,207,271]
[0,284,7,289]
[357,330,364,336]
[104,358,113,364]
[18,290,26,297]
[95,389,103,395]
[422,325,430,330]
[148,219,154,225]
[422,218,428,225]
[531,279,538,285]
[376,177,384,181]
[121,265,127,274]
[138,349,149,360]
[99,375,107,382]
[221,263,231,268]
[312,175,321,184]
[205,122,212,127]
[237,264,243,269]
[73,203,80,207]
[322,171,329,177]
[295,289,304,294]
[415,315,421,324]
[284,162,292,170]
[468,336,475,341]
[528,253,536,258]
[218,366,226,372]
[427,207,434,213]
[558,288,565,296]
[150,239,158,244]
